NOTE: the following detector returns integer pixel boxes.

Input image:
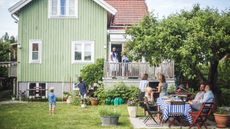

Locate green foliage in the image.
[94,83,140,104]
[215,107,230,114]
[218,60,230,88]
[167,84,176,94]
[0,42,11,62]
[220,88,230,106]
[125,5,230,86]
[98,106,121,117]
[80,58,104,87]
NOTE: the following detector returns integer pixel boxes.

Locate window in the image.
[49,0,78,18]
[29,40,42,63]
[72,41,94,63]
[28,83,47,98]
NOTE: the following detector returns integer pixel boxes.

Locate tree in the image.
[125,5,230,99]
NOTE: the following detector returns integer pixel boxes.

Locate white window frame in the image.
[71,41,94,64]
[48,0,78,18]
[29,39,42,64]
[28,83,47,98]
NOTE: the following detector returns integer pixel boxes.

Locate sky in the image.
[0,0,229,37]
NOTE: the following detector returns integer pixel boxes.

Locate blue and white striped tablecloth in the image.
[156,97,192,124]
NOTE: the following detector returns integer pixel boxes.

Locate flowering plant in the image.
[127,98,139,106]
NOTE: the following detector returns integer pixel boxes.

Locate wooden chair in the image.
[143,102,162,125]
[189,102,214,129]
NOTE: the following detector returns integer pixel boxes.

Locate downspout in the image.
[11,14,19,23]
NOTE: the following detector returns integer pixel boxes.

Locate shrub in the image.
[80,58,104,87]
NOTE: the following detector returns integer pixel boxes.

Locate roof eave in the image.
[93,0,117,15]
[8,0,117,17]
[8,0,32,16]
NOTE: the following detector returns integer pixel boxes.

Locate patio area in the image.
[129,117,218,129]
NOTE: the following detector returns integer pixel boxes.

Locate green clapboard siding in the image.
[17,0,107,82]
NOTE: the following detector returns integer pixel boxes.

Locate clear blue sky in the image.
[0,0,229,37]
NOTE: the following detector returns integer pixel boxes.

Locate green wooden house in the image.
[9,0,118,98]
[9,0,174,98]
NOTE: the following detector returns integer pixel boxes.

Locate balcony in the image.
[103,61,174,80]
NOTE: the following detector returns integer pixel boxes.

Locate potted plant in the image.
[11,95,16,101]
[99,107,121,126]
[127,98,138,118]
[90,97,99,106]
[63,91,70,101]
[214,107,230,128]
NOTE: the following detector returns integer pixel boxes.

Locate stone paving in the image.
[129,117,230,129]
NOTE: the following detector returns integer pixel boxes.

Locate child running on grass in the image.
[48,87,56,115]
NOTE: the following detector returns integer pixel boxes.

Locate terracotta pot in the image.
[90,99,99,106]
[214,113,230,128]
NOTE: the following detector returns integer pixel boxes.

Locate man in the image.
[77,77,87,104]
[189,84,214,111]
[192,83,205,103]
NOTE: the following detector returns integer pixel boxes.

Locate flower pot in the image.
[214,113,230,128]
[100,116,119,126]
[90,99,98,106]
[66,96,72,104]
[127,106,137,117]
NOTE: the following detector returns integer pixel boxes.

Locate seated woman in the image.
[188,84,214,111]
[154,74,168,97]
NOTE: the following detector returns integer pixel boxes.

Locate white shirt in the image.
[139,80,149,92]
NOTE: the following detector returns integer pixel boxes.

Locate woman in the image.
[156,74,168,97]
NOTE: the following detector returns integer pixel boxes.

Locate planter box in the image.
[214,113,230,128]
[127,106,137,118]
[100,116,119,126]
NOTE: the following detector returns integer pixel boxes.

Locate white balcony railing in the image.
[104,61,174,79]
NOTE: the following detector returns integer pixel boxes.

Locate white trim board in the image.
[9,0,117,17]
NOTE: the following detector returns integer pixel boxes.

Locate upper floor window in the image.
[29,40,42,64]
[49,0,78,18]
[71,41,94,63]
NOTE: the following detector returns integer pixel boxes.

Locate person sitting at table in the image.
[143,87,154,115]
[176,84,187,95]
[189,83,214,111]
[139,73,149,108]
[192,83,205,103]
[154,74,168,97]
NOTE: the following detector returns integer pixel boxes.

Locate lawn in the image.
[0,102,133,129]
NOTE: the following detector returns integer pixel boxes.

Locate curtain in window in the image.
[51,0,58,15]
[60,0,66,15]
[69,0,75,15]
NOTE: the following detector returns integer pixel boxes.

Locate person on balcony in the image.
[122,54,129,76]
[110,47,119,77]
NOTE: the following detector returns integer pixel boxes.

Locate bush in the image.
[80,58,104,87]
[94,83,140,104]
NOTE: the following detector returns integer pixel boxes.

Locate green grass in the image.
[0,102,133,129]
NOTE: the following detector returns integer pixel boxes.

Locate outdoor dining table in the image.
[156,96,193,124]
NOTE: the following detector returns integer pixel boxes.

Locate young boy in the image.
[48,87,56,115]
[77,77,87,104]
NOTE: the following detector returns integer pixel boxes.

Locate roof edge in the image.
[93,0,117,15]
[8,0,117,16]
[8,0,32,16]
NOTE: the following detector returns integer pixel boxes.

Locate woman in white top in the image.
[110,47,119,77]
[139,73,149,107]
